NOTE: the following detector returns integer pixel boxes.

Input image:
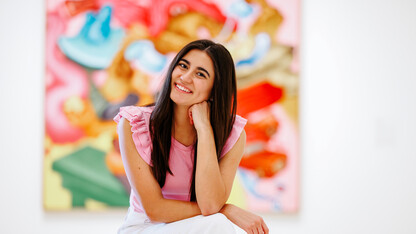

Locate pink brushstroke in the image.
[45,13,88,143]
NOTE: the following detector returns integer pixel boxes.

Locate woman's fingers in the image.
[245,218,262,234]
[188,108,193,125]
[256,225,263,234]
[250,216,266,234]
[262,219,269,234]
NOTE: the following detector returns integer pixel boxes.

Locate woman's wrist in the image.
[219,203,234,216]
[195,124,213,137]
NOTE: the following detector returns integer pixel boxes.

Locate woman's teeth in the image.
[176,84,191,93]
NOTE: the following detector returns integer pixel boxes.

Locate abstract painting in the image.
[44,0,299,212]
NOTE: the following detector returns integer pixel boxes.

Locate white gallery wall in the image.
[1,0,416,233]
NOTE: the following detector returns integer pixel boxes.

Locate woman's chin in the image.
[171,99,191,107]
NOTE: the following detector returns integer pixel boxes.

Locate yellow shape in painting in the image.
[226,171,247,209]
[63,95,85,113]
[84,131,114,152]
[85,198,108,211]
[43,145,74,210]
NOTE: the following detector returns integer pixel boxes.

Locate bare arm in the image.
[118,118,201,223]
[190,101,246,215]
[196,128,246,215]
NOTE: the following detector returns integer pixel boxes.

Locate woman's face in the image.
[170,49,215,107]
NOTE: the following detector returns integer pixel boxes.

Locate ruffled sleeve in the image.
[114,106,154,165]
[220,115,248,158]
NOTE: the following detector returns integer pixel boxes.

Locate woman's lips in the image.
[175,83,192,93]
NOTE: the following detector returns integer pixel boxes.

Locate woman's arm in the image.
[196,128,246,215]
[118,118,201,223]
[190,102,246,215]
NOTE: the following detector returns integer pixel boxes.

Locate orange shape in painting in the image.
[237,82,283,117]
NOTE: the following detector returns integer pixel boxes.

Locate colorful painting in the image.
[44,0,299,212]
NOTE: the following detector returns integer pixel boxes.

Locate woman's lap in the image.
[142,213,236,234]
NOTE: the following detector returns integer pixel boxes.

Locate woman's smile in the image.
[174,82,192,93]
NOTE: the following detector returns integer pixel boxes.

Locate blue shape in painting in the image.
[124,40,167,73]
[58,5,125,69]
[238,169,281,210]
[228,0,253,18]
[238,168,269,200]
[236,33,271,67]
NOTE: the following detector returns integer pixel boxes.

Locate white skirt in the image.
[118,208,239,234]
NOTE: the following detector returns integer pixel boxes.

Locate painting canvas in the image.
[43,0,299,212]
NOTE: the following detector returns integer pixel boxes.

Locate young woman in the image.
[115,40,269,234]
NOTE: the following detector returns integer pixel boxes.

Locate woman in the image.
[115,40,269,233]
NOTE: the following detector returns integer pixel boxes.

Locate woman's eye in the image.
[179,63,187,69]
[196,72,206,78]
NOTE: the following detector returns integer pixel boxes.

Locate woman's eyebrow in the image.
[197,67,211,78]
[180,58,190,65]
[181,59,211,78]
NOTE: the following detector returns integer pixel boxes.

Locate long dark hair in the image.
[149,39,237,201]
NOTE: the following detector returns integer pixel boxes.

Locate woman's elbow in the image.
[199,202,223,216]
[146,214,159,222]
[143,204,164,222]
[145,208,162,222]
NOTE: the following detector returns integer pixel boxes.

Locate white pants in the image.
[118,208,239,234]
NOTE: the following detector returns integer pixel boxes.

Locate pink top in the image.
[114,106,247,213]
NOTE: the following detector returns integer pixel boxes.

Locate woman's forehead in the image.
[181,49,214,73]
[182,50,212,63]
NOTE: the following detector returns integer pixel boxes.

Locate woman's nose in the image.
[180,72,193,83]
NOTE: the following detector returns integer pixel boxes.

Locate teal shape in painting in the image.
[58,5,125,69]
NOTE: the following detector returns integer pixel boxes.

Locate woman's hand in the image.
[220,204,269,234]
[188,101,211,132]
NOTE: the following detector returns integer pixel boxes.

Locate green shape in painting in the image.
[52,146,129,207]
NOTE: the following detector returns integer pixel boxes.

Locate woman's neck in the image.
[172,105,196,146]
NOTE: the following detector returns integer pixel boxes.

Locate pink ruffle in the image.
[221,115,248,158]
[114,106,154,165]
